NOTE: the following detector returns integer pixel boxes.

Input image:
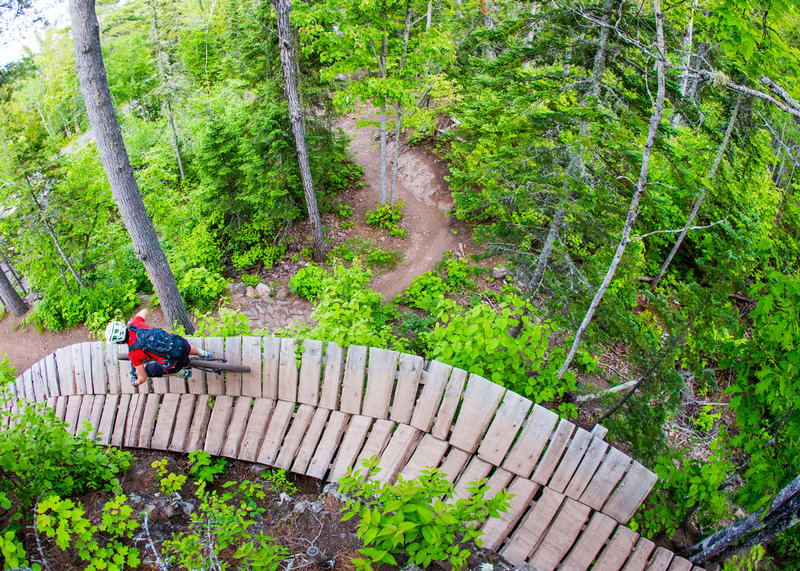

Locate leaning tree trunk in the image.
[652,93,742,288]
[0,247,26,295]
[274,0,325,262]
[558,0,666,379]
[689,473,800,564]
[0,265,28,317]
[69,0,194,334]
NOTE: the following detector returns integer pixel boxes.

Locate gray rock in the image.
[245,286,258,298]
[250,464,269,477]
[255,283,271,297]
[492,265,509,279]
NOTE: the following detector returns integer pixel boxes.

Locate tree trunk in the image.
[0,265,28,317]
[670,0,697,127]
[274,0,325,262]
[689,473,800,564]
[69,0,194,334]
[558,0,666,379]
[0,247,26,295]
[652,93,742,288]
[379,101,388,206]
[589,0,614,97]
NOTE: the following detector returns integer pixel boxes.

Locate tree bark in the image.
[69,0,194,333]
[689,473,800,564]
[274,0,326,262]
[652,92,742,288]
[589,0,614,97]
[0,264,28,317]
[0,247,26,295]
[558,0,666,379]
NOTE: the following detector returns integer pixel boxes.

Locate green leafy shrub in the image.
[163,480,288,570]
[366,249,402,270]
[36,494,141,570]
[289,265,329,300]
[441,257,483,291]
[188,450,228,488]
[195,308,253,336]
[152,459,188,494]
[396,311,438,355]
[34,278,139,333]
[339,457,510,570]
[0,400,131,509]
[241,273,261,288]
[365,202,404,235]
[178,266,228,313]
[423,296,577,412]
[263,469,298,496]
[337,204,354,218]
[232,244,286,270]
[400,272,447,311]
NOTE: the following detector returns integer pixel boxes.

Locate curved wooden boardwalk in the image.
[8,337,705,571]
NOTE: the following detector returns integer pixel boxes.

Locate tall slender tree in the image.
[0,265,27,316]
[68,0,193,333]
[274,0,325,262]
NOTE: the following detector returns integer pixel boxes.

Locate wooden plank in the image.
[531,418,576,485]
[592,423,609,440]
[44,353,60,397]
[274,404,316,470]
[592,525,640,571]
[478,390,532,466]
[581,447,633,510]
[102,343,119,395]
[644,547,674,571]
[548,427,593,492]
[430,368,468,440]
[185,395,212,453]
[292,407,330,474]
[298,339,323,406]
[117,343,134,395]
[221,397,254,458]
[666,557,693,571]
[565,437,609,499]
[528,498,592,571]
[151,394,181,450]
[278,337,299,402]
[256,400,295,466]
[307,410,349,480]
[138,394,162,448]
[602,462,659,523]
[186,337,206,394]
[72,343,88,395]
[169,394,198,453]
[262,337,281,399]
[375,424,422,485]
[110,394,131,447]
[151,370,169,394]
[439,447,470,483]
[409,360,452,432]
[500,488,565,565]
[355,419,395,470]
[238,399,276,462]
[96,393,119,445]
[87,395,106,441]
[361,347,399,419]
[452,457,493,501]
[241,337,263,397]
[449,374,506,453]
[400,434,450,481]
[90,343,107,395]
[65,395,83,434]
[559,511,618,570]
[318,342,345,410]
[22,370,34,401]
[484,467,515,500]
[204,337,225,395]
[620,537,656,571]
[329,415,372,482]
[204,395,235,456]
[223,336,243,396]
[390,353,423,424]
[481,476,539,551]
[55,347,75,395]
[340,345,367,414]
[31,362,46,401]
[124,394,147,448]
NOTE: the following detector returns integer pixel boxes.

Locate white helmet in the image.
[104,321,127,344]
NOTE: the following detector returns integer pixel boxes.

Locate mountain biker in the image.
[104,309,211,387]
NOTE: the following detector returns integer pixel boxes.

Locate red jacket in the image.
[127,316,166,367]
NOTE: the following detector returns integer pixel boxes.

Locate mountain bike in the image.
[118,352,251,374]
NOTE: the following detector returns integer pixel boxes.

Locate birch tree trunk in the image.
[0,265,28,317]
[274,0,326,262]
[558,0,666,379]
[652,93,742,288]
[69,0,194,334]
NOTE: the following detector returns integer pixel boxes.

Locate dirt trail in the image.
[337,112,468,299]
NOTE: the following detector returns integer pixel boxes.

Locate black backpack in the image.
[129,325,184,363]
